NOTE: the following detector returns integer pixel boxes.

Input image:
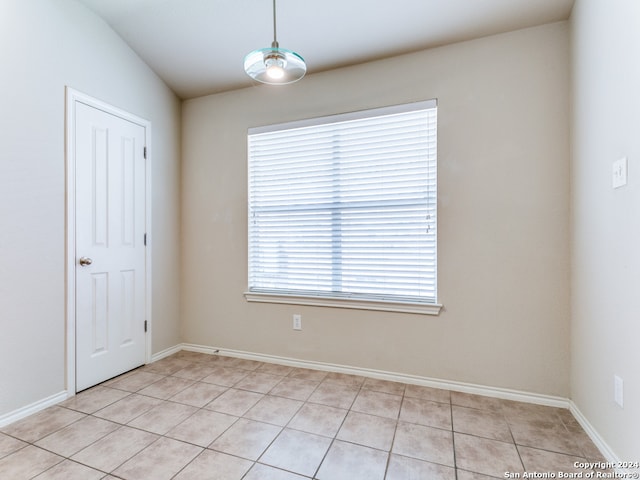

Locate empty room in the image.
[0,0,638,478]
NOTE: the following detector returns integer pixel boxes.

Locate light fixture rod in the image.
[272,0,278,47]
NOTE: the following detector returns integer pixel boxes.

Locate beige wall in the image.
[182,22,571,397]
[0,0,181,417]
[3,0,637,460]
[571,0,640,459]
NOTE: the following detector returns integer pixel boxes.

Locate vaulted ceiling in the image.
[77,0,574,99]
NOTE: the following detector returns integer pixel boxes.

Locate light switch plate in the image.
[612,157,627,188]
[614,375,624,408]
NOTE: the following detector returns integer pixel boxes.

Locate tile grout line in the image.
[310,374,366,479]
[451,393,459,480]
[0,352,604,479]
[382,382,406,479]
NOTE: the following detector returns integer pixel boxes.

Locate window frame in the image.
[245,100,442,315]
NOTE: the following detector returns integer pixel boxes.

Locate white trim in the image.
[150,344,183,362]
[179,342,567,408]
[1,343,615,466]
[144,125,153,367]
[244,291,443,316]
[569,401,621,466]
[175,345,622,463]
[65,87,152,396]
[175,344,625,463]
[0,391,68,428]
[249,99,438,134]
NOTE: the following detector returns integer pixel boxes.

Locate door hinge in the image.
[144,233,147,246]
[143,146,147,159]
[144,320,148,333]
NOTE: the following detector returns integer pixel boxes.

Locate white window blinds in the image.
[248,100,437,306]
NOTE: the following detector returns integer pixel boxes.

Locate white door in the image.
[74,101,147,391]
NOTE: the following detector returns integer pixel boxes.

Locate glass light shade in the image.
[244,47,306,84]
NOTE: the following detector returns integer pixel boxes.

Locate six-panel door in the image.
[74,101,147,391]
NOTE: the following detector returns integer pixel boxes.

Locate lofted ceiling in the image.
[76,0,575,99]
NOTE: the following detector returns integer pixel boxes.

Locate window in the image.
[246,100,439,314]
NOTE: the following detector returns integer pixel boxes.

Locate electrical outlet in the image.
[614,375,624,408]
[293,314,302,330]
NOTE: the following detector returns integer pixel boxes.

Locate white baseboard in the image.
[151,344,183,362]
[1,343,615,466]
[0,390,68,428]
[175,343,622,464]
[180,342,569,408]
[569,401,620,466]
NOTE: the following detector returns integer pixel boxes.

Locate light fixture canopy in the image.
[244,0,306,85]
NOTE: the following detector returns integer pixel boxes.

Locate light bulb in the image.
[264,54,286,80]
[266,64,285,79]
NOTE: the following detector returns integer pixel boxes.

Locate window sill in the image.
[244,291,442,316]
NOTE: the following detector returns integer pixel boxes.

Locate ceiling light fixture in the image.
[244,0,306,85]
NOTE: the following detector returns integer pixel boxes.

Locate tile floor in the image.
[0,351,607,480]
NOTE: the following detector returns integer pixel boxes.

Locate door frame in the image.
[65,87,152,395]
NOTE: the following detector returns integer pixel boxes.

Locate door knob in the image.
[79,257,93,266]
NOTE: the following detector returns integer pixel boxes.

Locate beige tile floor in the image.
[0,351,607,480]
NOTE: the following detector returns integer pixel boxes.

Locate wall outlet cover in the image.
[293,314,302,330]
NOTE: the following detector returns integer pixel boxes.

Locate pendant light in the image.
[244,0,306,85]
